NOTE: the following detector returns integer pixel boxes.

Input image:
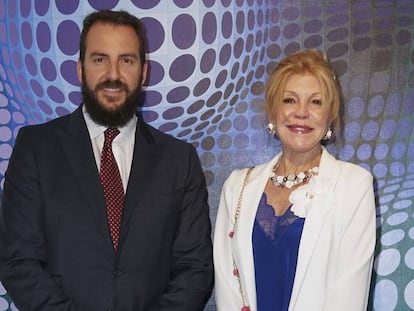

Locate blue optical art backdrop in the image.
[0,0,414,310]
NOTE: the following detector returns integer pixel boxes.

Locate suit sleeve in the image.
[148,145,214,311]
[323,171,376,311]
[0,127,81,311]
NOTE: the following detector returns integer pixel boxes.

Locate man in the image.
[0,10,213,310]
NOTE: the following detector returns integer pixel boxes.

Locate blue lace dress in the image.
[252,193,305,311]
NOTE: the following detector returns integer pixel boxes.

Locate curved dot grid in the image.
[374,172,414,310]
[2,5,82,135]
[139,1,270,149]
[0,1,413,310]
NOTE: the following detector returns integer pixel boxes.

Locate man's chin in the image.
[85,107,133,128]
[82,82,141,127]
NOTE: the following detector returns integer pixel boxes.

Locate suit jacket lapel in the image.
[118,117,159,246]
[56,107,112,249]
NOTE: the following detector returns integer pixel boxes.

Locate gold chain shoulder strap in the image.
[232,166,254,235]
[229,166,254,311]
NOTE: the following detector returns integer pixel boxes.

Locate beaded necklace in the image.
[270,163,319,189]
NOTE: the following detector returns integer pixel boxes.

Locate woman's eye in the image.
[283,97,295,104]
[312,99,322,105]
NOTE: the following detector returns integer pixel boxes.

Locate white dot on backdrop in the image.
[393,199,412,210]
[405,279,414,309]
[381,229,405,246]
[409,227,414,240]
[0,109,11,124]
[386,212,409,226]
[405,247,414,270]
[383,183,401,194]
[379,193,395,204]
[377,204,389,215]
[0,297,9,311]
[374,248,401,276]
[373,279,398,311]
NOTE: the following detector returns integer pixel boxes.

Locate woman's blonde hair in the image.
[265,49,342,130]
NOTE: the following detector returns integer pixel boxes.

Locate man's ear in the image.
[77,60,83,84]
[141,61,148,86]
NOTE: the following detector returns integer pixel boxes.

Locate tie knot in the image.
[104,128,120,143]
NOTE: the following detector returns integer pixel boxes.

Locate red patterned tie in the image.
[100,128,124,250]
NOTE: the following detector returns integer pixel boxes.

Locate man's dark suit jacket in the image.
[0,106,214,310]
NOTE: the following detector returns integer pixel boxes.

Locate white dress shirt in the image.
[82,105,136,191]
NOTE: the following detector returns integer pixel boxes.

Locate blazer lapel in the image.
[289,149,337,309]
[232,156,280,310]
[56,107,112,248]
[289,202,330,308]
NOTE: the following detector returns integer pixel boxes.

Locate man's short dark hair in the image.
[79,10,147,66]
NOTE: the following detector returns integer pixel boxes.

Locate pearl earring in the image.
[323,128,333,141]
[267,123,276,136]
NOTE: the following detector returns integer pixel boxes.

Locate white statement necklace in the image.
[270,164,319,189]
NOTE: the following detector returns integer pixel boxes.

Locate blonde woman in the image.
[214,50,376,311]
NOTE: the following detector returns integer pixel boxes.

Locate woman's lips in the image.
[287,124,313,134]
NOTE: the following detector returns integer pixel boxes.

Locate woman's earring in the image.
[267,123,276,136]
[323,128,333,141]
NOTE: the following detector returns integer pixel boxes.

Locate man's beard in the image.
[82,77,142,128]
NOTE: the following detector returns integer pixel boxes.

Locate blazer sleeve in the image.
[213,170,248,311]
[147,145,214,311]
[323,169,376,311]
[0,127,81,311]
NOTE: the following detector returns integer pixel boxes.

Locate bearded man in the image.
[0,10,213,311]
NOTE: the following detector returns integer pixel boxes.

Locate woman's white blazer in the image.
[213,149,376,311]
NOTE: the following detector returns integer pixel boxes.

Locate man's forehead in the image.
[84,23,140,50]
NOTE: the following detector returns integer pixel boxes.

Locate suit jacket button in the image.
[114,270,123,277]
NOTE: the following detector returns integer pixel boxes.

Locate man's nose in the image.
[105,62,120,81]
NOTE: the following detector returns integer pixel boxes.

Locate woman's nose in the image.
[295,103,309,118]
